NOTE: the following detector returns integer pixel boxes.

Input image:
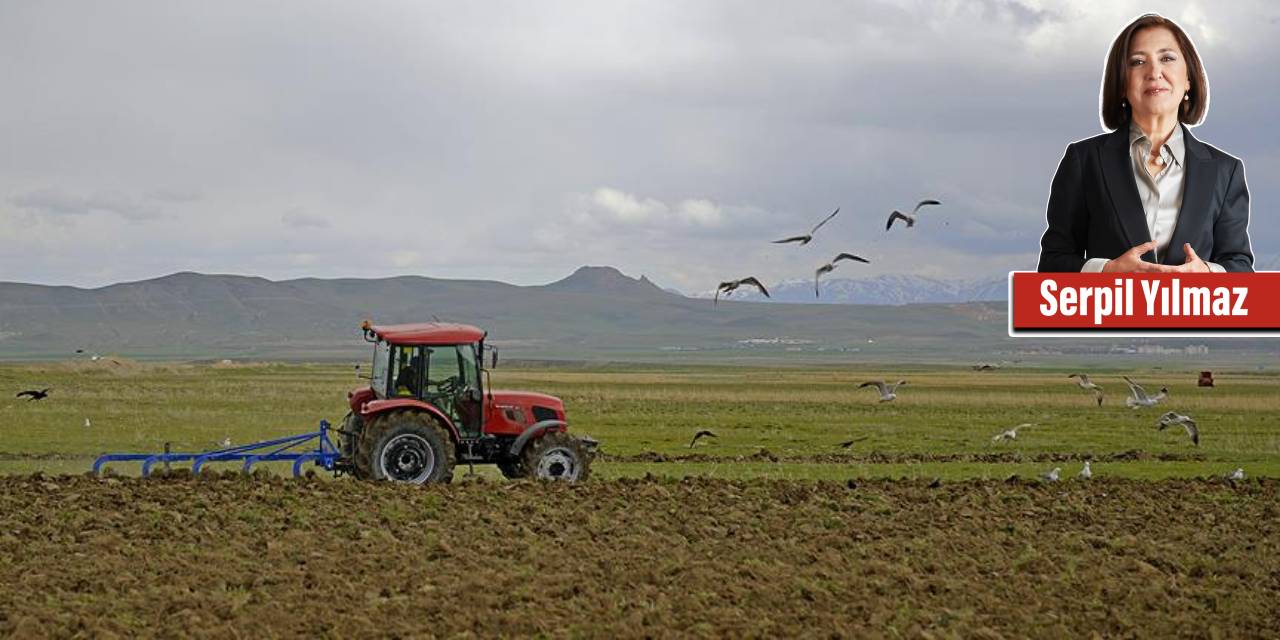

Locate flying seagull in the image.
[714,277,770,305]
[1069,374,1105,406]
[859,380,906,402]
[1123,376,1168,409]
[689,429,718,448]
[972,362,1000,371]
[1156,411,1199,446]
[772,208,840,246]
[814,253,870,297]
[885,199,941,231]
[1040,467,1062,482]
[1078,461,1092,479]
[16,388,52,401]
[991,423,1035,443]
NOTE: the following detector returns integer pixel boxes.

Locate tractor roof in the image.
[368,322,485,346]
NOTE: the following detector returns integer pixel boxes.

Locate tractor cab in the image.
[369,330,485,437]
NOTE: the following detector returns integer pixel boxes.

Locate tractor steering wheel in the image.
[428,376,462,395]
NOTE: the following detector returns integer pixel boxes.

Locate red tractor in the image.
[339,321,596,484]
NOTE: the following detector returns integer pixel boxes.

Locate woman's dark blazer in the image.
[1037,122,1254,272]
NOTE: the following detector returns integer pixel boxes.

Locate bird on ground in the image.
[221,437,233,448]
[16,388,52,401]
[885,199,942,231]
[928,478,942,489]
[814,253,870,297]
[1078,461,1092,479]
[837,436,870,449]
[859,380,906,402]
[1040,467,1062,482]
[972,362,999,371]
[991,423,1035,443]
[689,430,718,448]
[714,277,770,305]
[1123,376,1168,408]
[772,208,840,246]
[1156,411,1199,446]
[83,418,91,428]
[1228,468,1245,481]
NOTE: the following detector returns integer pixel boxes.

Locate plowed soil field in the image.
[2,474,1277,638]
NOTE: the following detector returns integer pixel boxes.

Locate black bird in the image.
[772,208,840,246]
[814,253,871,297]
[928,478,942,489]
[885,199,942,231]
[837,436,870,449]
[714,277,770,305]
[689,429,718,448]
[16,388,52,401]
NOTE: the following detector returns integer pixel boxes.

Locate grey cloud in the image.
[281,209,331,229]
[10,188,164,221]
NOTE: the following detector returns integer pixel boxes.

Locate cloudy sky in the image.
[1,0,1277,292]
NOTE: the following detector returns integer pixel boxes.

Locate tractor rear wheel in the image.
[521,431,592,482]
[358,410,455,484]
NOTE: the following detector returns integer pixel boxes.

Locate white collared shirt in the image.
[1081,122,1223,272]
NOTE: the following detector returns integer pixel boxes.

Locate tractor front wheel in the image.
[359,410,455,484]
[521,431,592,482]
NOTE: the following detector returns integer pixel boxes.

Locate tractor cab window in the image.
[421,344,483,436]
[370,341,391,398]
[391,346,423,398]
[423,346,461,400]
[458,343,481,393]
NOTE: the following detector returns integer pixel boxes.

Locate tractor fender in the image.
[360,398,461,443]
[508,419,567,456]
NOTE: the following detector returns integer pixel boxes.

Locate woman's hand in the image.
[1102,242,1176,273]
[1174,243,1211,272]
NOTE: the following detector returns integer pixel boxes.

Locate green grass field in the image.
[1,359,1276,479]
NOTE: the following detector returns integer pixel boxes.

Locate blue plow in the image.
[93,419,342,478]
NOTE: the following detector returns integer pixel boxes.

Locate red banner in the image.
[1008,272,1280,336]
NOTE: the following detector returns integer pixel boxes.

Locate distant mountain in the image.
[0,268,1017,360]
[693,274,1008,305]
[541,266,668,297]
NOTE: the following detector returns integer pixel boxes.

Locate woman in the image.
[1037,14,1253,273]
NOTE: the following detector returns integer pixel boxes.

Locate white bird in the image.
[885,199,942,231]
[1156,411,1200,446]
[814,253,870,298]
[83,418,91,428]
[1068,373,1105,406]
[1078,461,1092,479]
[991,423,1035,443]
[221,437,232,448]
[1040,467,1061,482]
[1123,376,1168,409]
[773,208,840,246]
[859,380,906,402]
[1229,468,1245,481]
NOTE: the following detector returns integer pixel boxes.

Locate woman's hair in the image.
[1100,13,1209,130]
